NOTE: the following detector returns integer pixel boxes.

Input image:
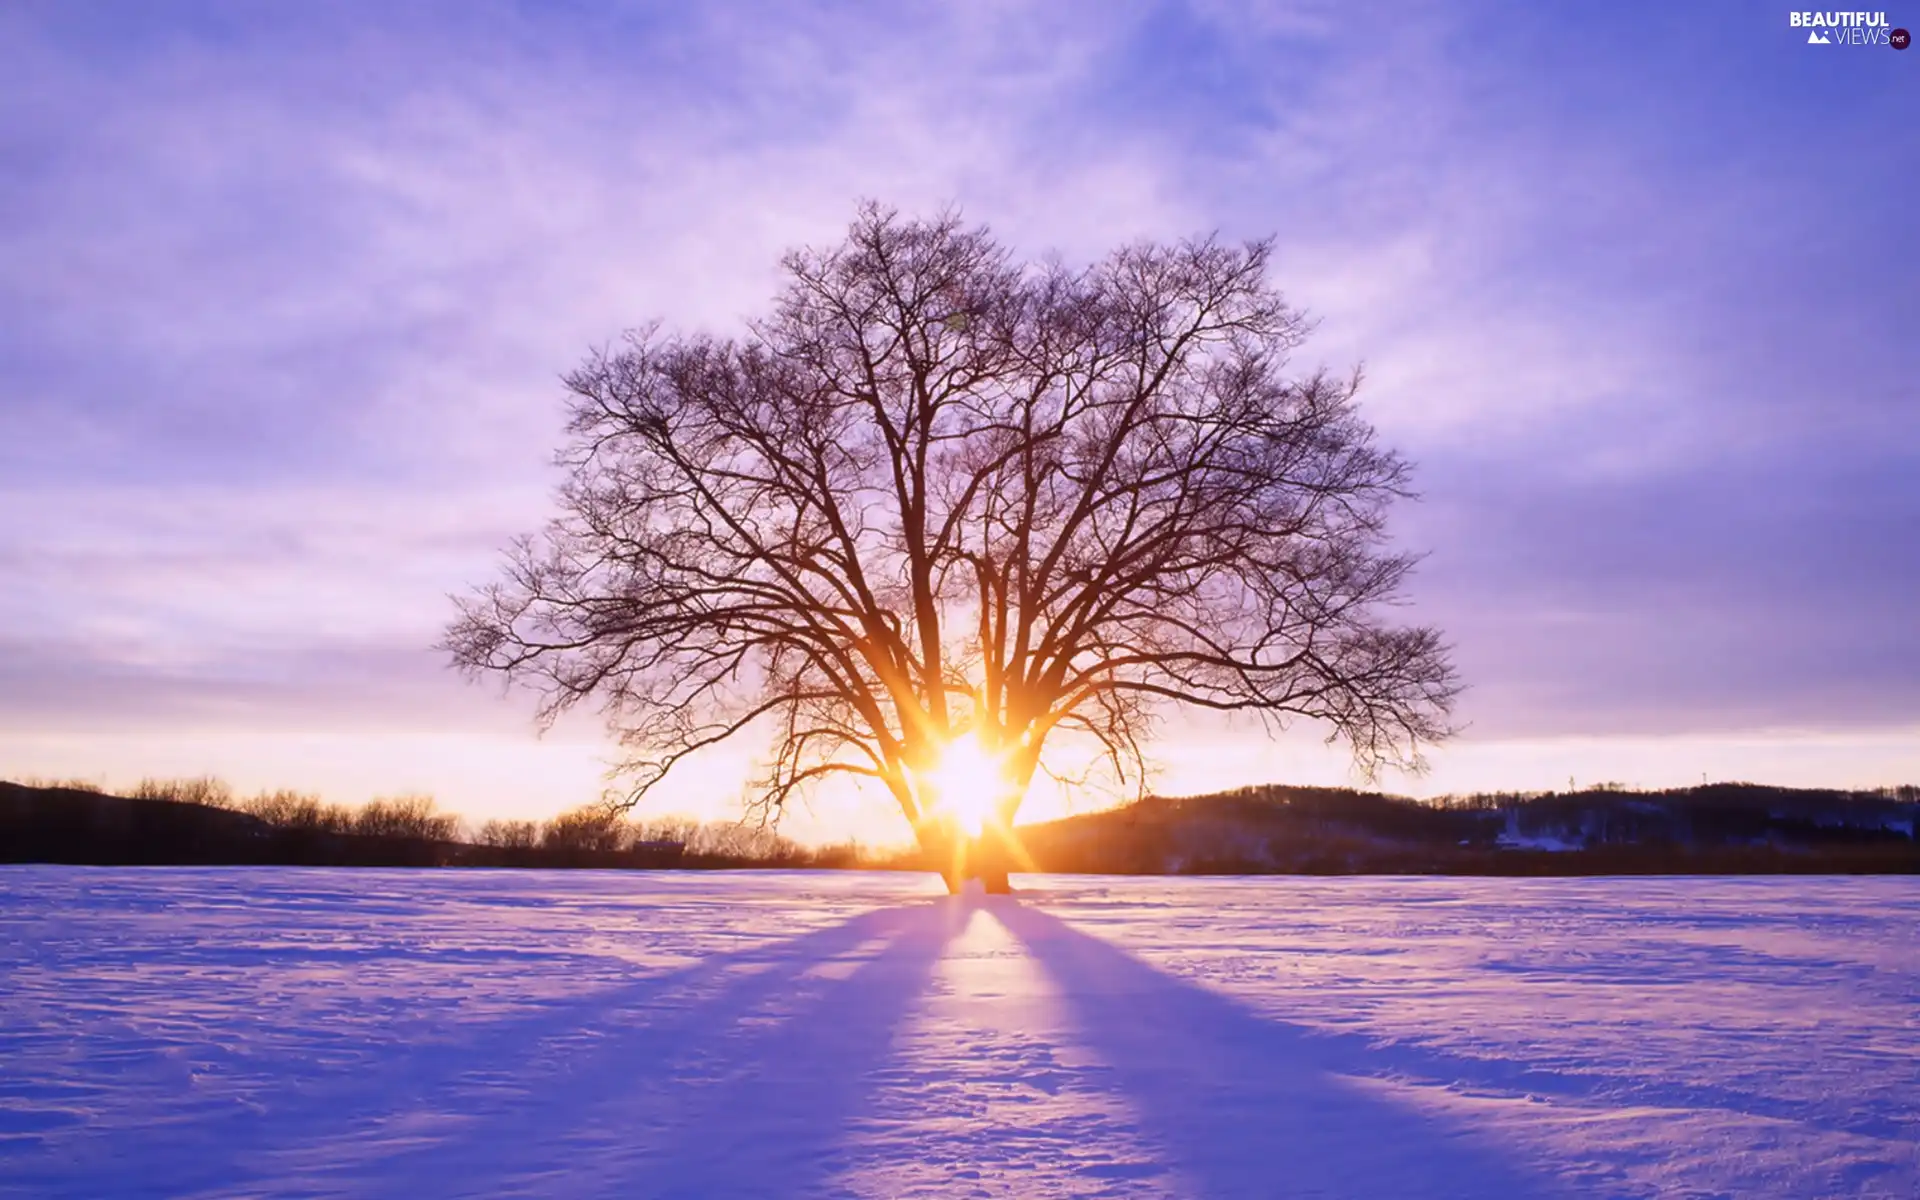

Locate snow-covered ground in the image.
[2,869,1915,1198]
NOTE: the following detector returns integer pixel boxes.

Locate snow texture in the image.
[2,868,1915,1198]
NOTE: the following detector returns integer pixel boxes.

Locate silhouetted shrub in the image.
[806,840,864,869]
[240,789,355,833]
[354,794,459,842]
[541,805,626,853]
[477,818,541,849]
[16,776,108,794]
[131,775,236,809]
[686,821,797,860]
[627,816,698,849]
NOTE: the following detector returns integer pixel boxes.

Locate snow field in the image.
[1,869,1915,1197]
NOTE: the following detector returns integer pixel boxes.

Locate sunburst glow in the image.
[920,733,1006,837]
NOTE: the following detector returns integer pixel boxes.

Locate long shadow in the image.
[995,901,1915,1149]
[595,899,969,1198]
[16,902,945,1200]
[993,901,1570,1200]
[276,898,969,1199]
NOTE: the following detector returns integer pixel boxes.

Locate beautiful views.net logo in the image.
[1788,11,1909,46]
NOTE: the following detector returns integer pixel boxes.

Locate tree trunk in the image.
[926,826,1013,895]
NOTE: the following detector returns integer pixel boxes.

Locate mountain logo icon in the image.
[1807,29,1831,43]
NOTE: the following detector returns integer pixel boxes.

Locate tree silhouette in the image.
[445,204,1456,890]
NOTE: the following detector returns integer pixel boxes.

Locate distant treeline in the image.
[6,776,1918,875]
[1013,782,1920,876]
[0,777,864,870]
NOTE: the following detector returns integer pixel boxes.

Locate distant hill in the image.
[8,777,1917,875]
[0,779,874,870]
[1014,782,1920,875]
[1,780,470,867]
[2,781,286,864]
[0,781,689,869]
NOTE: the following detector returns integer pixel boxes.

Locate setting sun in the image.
[919,733,1007,837]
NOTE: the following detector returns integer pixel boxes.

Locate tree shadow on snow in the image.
[285,898,968,1199]
[96,892,1581,1199]
[594,898,968,1198]
[992,900,1570,1200]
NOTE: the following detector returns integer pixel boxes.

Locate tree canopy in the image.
[446,204,1457,849]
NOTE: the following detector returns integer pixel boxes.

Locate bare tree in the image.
[539,805,626,854]
[446,204,1456,891]
[354,794,460,843]
[476,818,541,851]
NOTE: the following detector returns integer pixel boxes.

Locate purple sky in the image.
[2,2,1915,839]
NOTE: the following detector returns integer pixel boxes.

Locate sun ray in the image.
[920,733,1002,837]
[909,732,1042,885]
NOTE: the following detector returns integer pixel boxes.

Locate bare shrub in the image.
[627,816,697,849]
[807,840,864,869]
[476,818,541,849]
[354,794,459,842]
[687,821,799,861]
[131,775,236,808]
[240,789,354,833]
[12,776,108,794]
[540,805,626,853]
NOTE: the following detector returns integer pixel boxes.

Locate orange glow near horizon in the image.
[11,721,1920,852]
